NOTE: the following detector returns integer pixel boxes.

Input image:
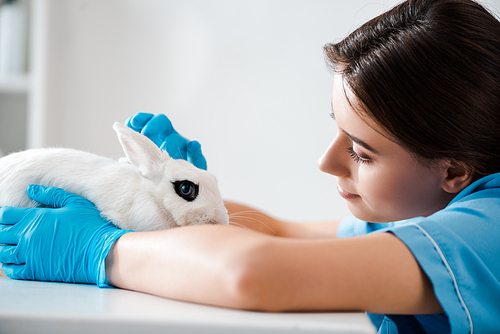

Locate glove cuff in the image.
[91,228,132,288]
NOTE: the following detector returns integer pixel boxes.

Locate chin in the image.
[348,204,402,223]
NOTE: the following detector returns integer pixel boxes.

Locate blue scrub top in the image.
[337,173,500,334]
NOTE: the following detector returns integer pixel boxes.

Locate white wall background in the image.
[30,0,500,222]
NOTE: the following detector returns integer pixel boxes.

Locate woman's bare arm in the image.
[225,201,341,238]
[106,224,442,314]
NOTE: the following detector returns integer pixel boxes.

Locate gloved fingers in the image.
[0,207,36,245]
[27,185,95,209]
[125,112,154,132]
[1,263,26,280]
[160,133,188,160]
[0,206,31,226]
[0,223,21,245]
[187,141,207,170]
[142,114,177,147]
[0,245,24,265]
[127,113,206,168]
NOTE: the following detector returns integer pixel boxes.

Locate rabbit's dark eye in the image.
[173,180,199,202]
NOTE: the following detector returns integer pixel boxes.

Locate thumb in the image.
[126,112,154,133]
[142,114,176,139]
[27,185,93,209]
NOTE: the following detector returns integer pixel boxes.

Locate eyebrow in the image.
[330,104,379,154]
[342,130,379,154]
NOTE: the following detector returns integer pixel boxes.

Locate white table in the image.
[0,277,376,334]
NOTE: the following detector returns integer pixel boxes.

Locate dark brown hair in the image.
[324,0,500,181]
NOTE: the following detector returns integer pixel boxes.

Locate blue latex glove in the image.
[126,112,207,170]
[0,185,131,287]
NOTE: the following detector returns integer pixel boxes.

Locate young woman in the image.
[1,0,500,332]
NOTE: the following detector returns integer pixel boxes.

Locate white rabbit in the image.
[0,122,229,231]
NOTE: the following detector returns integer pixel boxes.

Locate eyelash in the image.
[347,146,370,164]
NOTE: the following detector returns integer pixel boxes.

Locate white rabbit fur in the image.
[0,122,229,231]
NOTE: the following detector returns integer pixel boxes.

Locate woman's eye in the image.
[173,180,199,201]
[347,146,371,164]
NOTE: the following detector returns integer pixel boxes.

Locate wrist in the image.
[97,228,131,288]
[103,239,119,287]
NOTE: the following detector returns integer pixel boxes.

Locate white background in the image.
[26,0,500,222]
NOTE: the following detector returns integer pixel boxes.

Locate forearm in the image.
[105,225,271,309]
[225,201,341,238]
[105,225,442,314]
[239,233,443,314]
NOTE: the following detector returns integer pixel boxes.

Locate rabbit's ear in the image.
[113,122,169,180]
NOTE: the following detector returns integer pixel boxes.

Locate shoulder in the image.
[386,174,500,334]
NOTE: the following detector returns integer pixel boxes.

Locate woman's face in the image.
[318,72,455,223]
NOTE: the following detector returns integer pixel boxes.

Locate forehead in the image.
[331,71,401,151]
[332,72,377,130]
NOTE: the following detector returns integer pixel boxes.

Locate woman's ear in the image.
[441,160,474,194]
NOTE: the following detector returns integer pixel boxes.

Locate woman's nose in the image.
[318,138,350,177]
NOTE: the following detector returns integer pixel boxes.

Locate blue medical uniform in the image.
[337,173,500,334]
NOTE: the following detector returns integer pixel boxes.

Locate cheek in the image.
[356,165,442,221]
[358,167,403,205]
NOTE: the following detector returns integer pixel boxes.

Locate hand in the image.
[126,112,207,170]
[0,185,131,287]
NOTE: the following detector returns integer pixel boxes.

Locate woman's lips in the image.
[337,184,360,199]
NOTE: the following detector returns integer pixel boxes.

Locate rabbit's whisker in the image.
[228,221,252,230]
[228,212,278,236]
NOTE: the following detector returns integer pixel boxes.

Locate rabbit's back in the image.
[0,148,124,208]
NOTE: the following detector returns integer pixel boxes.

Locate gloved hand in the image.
[126,112,207,170]
[0,185,131,287]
